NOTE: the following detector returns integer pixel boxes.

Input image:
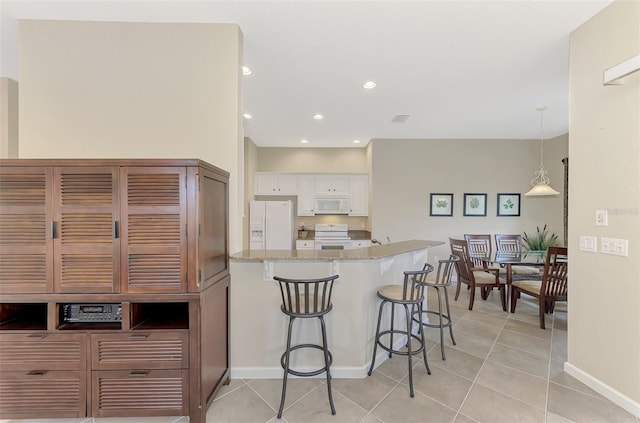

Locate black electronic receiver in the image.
[62,303,122,323]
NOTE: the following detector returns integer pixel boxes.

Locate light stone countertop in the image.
[229,239,444,261]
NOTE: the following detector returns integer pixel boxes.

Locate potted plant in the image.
[522,224,560,251]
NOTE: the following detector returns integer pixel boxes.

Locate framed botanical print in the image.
[497,193,521,216]
[429,193,453,216]
[463,193,487,216]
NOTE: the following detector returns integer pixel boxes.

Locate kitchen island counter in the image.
[229,239,444,380]
[230,239,442,261]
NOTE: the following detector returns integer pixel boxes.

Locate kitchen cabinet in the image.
[254,173,297,195]
[296,175,315,216]
[296,240,315,250]
[0,159,230,423]
[314,174,349,195]
[348,174,369,216]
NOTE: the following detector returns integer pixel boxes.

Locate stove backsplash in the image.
[295,215,369,232]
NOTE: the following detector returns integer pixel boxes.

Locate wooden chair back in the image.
[541,246,568,301]
[464,234,492,268]
[449,238,475,287]
[495,234,523,253]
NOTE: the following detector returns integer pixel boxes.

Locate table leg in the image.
[506,264,513,312]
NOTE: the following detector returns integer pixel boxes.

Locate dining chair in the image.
[510,246,568,329]
[450,238,506,311]
[494,234,541,278]
[464,234,503,299]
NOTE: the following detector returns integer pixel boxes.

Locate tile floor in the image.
[2,287,638,423]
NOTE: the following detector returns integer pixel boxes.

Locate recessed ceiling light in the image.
[362,81,377,89]
[313,114,324,120]
[353,139,361,144]
[300,139,309,144]
[242,66,252,76]
[243,113,252,119]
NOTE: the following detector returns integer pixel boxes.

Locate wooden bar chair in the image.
[450,238,507,311]
[495,234,541,278]
[510,246,568,329]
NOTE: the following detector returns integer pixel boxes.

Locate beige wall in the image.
[370,137,567,262]
[0,77,18,158]
[256,147,368,173]
[243,138,259,249]
[18,20,245,253]
[568,0,640,410]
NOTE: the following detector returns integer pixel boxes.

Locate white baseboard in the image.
[564,362,640,417]
[232,335,411,380]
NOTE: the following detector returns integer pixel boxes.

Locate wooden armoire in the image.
[0,159,229,422]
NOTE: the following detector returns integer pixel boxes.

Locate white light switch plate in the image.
[601,237,629,257]
[579,236,597,252]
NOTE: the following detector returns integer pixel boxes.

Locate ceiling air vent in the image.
[391,114,410,123]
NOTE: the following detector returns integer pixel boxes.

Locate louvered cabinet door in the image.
[121,167,187,293]
[53,167,120,293]
[91,331,188,370]
[92,369,188,417]
[0,166,53,294]
[0,370,87,418]
[0,332,87,371]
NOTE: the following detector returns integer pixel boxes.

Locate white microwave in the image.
[314,196,350,215]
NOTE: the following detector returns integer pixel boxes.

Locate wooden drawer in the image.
[92,369,188,417]
[0,370,86,419]
[91,331,188,370]
[0,332,87,370]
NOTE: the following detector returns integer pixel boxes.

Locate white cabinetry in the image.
[296,175,315,216]
[295,240,315,250]
[255,173,297,195]
[348,174,368,216]
[315,175,349,194]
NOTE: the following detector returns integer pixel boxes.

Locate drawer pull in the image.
[130,370,149,377]
[26,333,48,339]
[27,370,48,376]
[128,334,149,339]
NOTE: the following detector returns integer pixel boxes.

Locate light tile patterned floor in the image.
[2,288,638,423]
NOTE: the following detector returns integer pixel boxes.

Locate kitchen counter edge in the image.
[230,239,444,261]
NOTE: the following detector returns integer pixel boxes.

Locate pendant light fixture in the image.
[525,107,560,197]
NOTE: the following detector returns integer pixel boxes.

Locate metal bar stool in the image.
[413,256,459,361]
[274,274,339,419]
[367,266,434,397]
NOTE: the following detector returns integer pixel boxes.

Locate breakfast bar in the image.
[229,240,443,379]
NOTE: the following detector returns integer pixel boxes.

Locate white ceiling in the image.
[1,0,612,148]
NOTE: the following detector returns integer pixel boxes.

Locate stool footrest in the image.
[280,343,333,377]
[375,329,425,356]
[413,310,453,329]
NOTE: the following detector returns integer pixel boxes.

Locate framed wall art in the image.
[429,193,453,216]
[497,193,521,216]
[463,193,487,216]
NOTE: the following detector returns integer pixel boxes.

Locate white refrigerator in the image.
[249,200,294,250]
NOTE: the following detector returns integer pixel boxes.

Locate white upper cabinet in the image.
[314,175,349,195]
[348,174,368,216]
[297,175,315,216]
[254,173,298,195]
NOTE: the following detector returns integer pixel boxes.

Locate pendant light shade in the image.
[525,107,560,197]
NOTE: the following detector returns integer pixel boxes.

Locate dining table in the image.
[474,250,548,309]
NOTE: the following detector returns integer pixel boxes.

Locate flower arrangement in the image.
[522,225,560,251]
